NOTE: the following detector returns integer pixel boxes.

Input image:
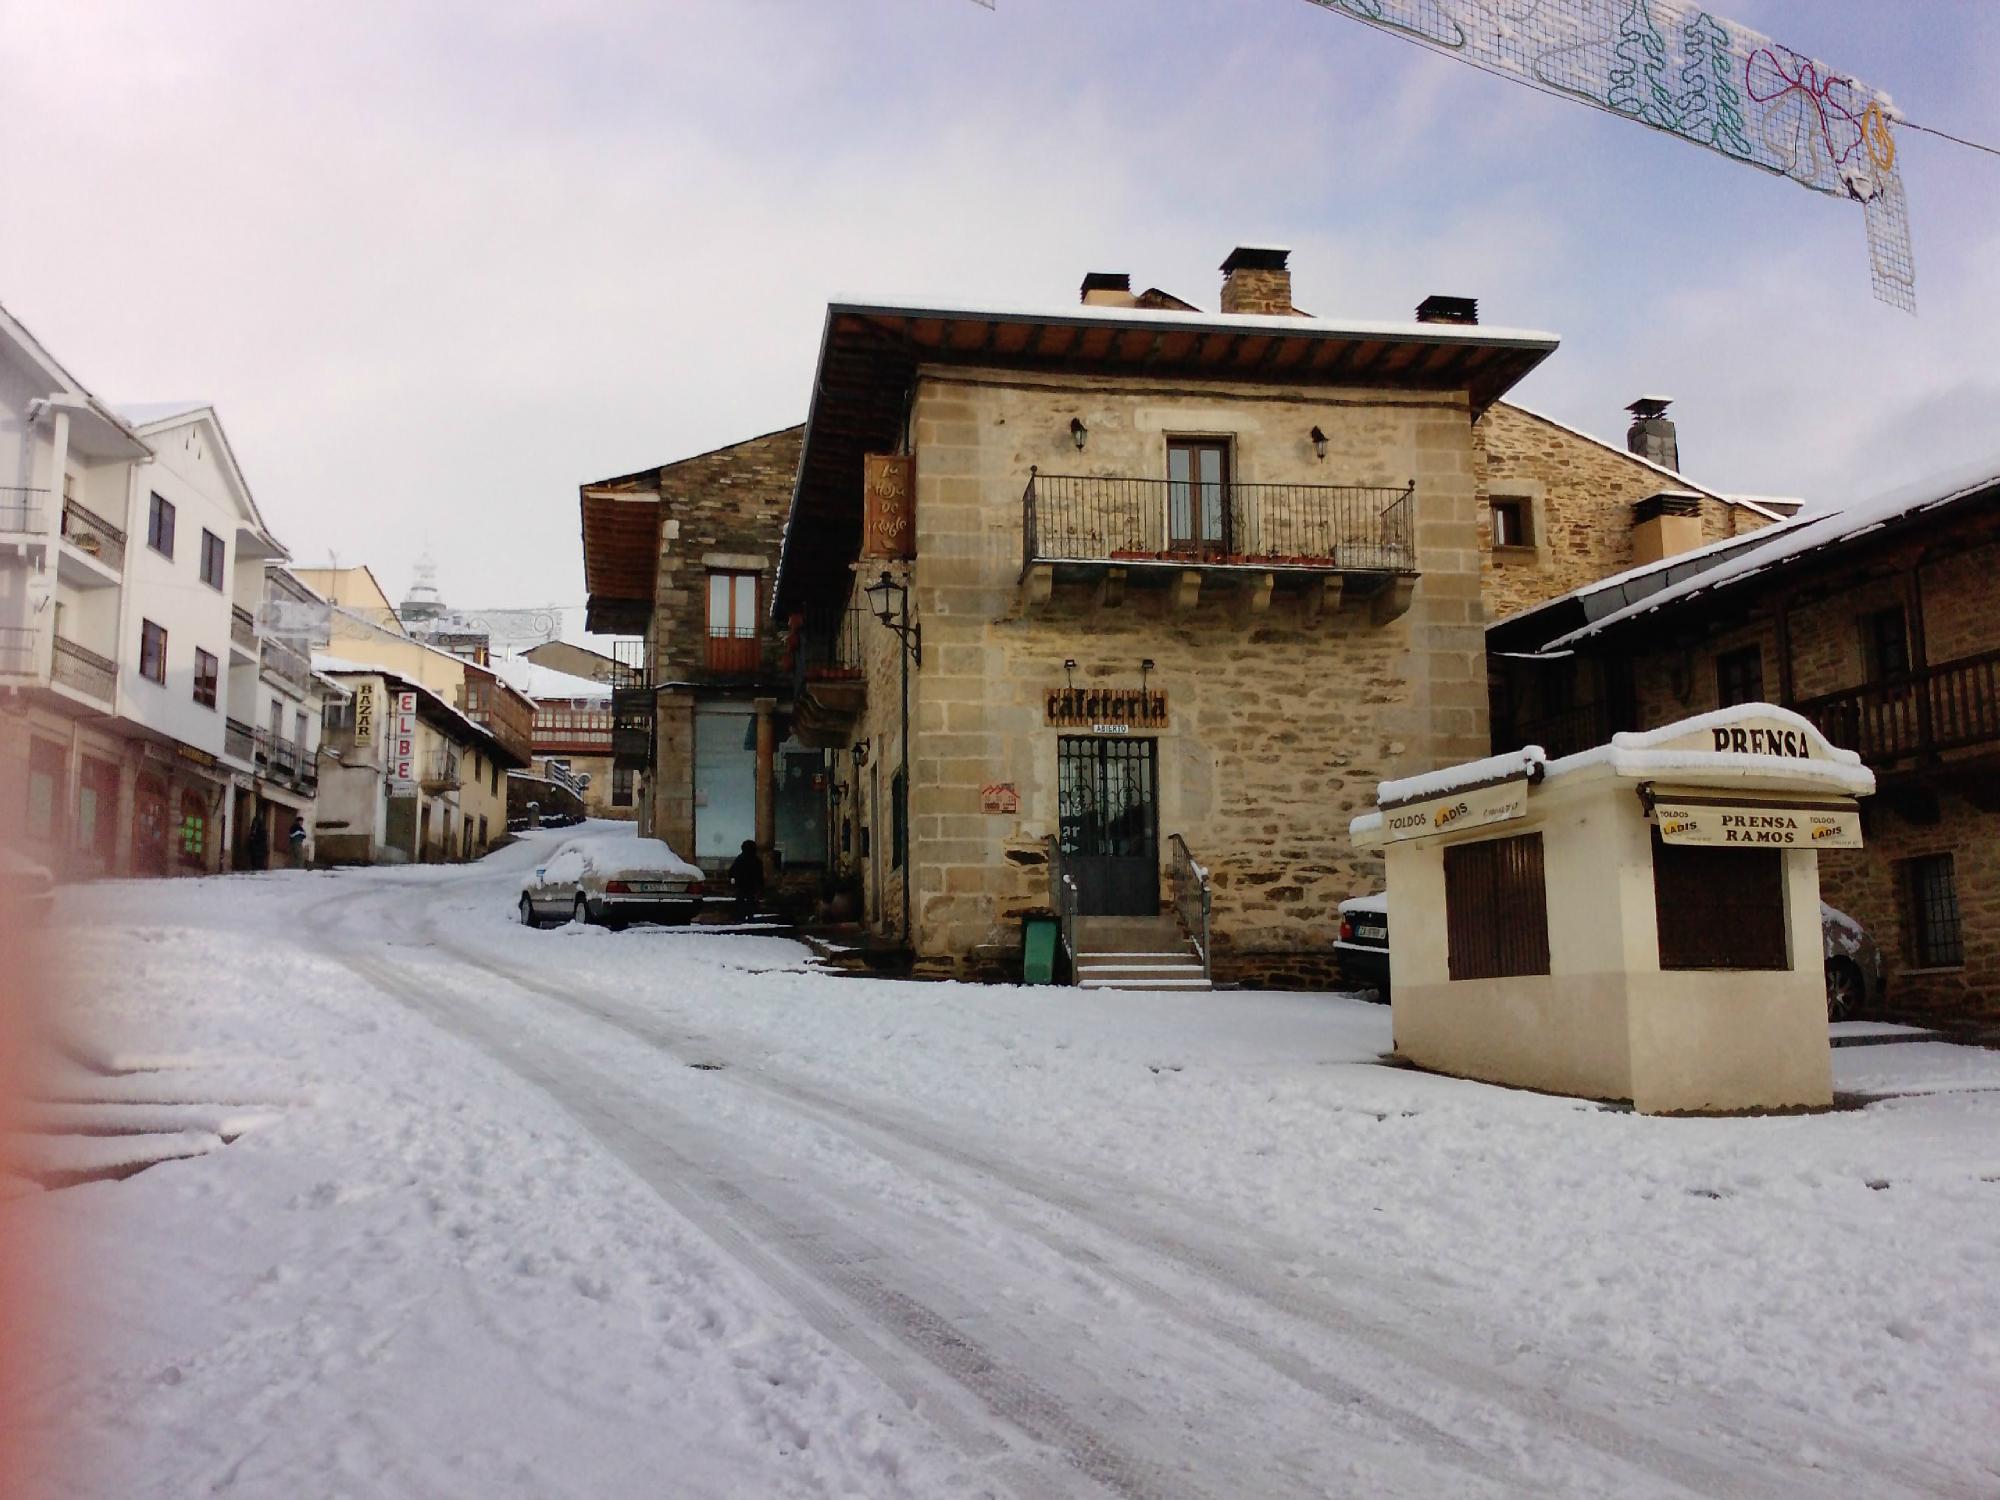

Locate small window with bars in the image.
[1903,854,1963,968]
[1443,832,1550,981]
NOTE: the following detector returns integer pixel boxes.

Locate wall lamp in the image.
[864,570,921,666]
[1140,658,1154,694]
[1063,658,1077,692]
[851,739,871,768]
[1070,417,1089,452]
[1310,425,1328,461]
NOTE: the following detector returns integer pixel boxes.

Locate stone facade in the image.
[822,368,1489,980]
[1476,403,1774,624]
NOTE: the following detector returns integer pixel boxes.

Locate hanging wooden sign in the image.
[862,454,915,560]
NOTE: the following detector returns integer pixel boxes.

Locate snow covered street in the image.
[13,825,2000,1498]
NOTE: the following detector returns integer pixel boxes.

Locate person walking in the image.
[287,815,309,869]
[728,838,765,923]
[244,810,267,873]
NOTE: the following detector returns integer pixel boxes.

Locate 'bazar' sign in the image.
[1046,687,1168,731]
[1383,776,1529,844]
[1652,797,1863,849]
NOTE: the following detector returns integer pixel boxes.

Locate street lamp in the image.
[864,570,920,666]
[1310,425,1328,461]
[1070,417,1088,452]
[862,570,919,946]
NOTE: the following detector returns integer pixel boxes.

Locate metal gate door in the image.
[1057,736,1159,916]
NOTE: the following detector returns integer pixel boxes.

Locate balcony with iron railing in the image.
[226,717,256,763]
[231,605,259,654]
[52,635,116,704]
[788,603,867,743]
[0,487,46,540]
[0,624,35,675]
[59,498,126,572]
[1796,649,2000,770]
[1022,472,1417,599]
[421,750,462,792]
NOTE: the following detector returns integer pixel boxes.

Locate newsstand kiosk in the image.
[1350,705,1875,1114]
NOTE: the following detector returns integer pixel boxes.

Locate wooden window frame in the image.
[1863,605,1911,685]
[1490,496,1533,550]
[199,529,226,590]
[705,570,761,672]
[1443,831,1551,981]
[139,619,168,684]
[1652,832,1789,971]
[1165,437,1233,556]
[1903,854,1963,969]
[193,648,219,708]
[147,493,176,559]
[1714,644,1765,708]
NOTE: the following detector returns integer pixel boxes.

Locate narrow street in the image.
[16,831,1998,1498]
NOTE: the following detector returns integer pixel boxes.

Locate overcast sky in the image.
[3,1,1995,639]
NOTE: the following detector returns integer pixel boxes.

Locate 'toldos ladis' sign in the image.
[1383,776,1528,844]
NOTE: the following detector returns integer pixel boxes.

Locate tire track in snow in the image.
[305,905,1209,1500]
[419,911,1984,1500]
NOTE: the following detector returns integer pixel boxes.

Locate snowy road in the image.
[17,827,2000,1497]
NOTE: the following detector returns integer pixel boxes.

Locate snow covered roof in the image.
[311,654,520,763]
[487,655,611,706]
[1544,452,2000,650]
[114,400,213,427]
[1499,403,1787,522]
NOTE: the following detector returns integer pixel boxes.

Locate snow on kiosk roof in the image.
[774,297,1559,615]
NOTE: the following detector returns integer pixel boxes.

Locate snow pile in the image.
[1542,704,1875,796]
[1376,745,1546,807]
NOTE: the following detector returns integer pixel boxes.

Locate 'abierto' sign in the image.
[1383,777,1528,844]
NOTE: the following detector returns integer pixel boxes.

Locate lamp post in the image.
[864,570,919,946]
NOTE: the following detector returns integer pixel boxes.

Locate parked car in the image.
[1821,902,1884,1021]
[1338,887,1883,1020]
[1334,892,1390,1002]
[0,849,53,927]
[519,831,706,929]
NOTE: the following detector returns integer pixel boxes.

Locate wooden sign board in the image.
[862,453,915,560]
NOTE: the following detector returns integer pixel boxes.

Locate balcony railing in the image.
[704,630,762,674]
[1023,472,1416,575]
[231,605,258,652]
[1496,703,1614,761]
[0,487,46,536]
[261,637,311,692]
[788,603,865,686]
[0,625,34,675]
[52,635,115,703]
[1796,649,2000,766]
[610,638,646,690]
[226,717,255,762]
[421,752,462,791]
[60,499,125,570]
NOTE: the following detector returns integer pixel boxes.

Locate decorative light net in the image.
[1300,0,1913,310]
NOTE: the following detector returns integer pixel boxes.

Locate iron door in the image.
[1058,736,1159,916]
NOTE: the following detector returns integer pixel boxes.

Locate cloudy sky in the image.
[3,1,1995,637]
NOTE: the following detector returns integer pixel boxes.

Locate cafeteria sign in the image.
[1382,776,1528,844]
[1651,794,1863,849]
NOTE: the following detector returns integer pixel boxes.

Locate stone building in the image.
[1489,458,2000,1020]
[579,426,829,873]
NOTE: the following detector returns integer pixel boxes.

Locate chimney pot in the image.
[1626,395,1681,471]
[1219,245,1293,317]
[1080,271,1136,307]
[1415,294,1478,325]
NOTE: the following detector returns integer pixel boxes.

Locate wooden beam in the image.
[1171,569,1202,612]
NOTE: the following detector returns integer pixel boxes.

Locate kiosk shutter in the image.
[1444,832,1550,981]
[1652,832,1788,970]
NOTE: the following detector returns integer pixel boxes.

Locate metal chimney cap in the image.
[1627,395,1675,418]
[1416,294,1479,325]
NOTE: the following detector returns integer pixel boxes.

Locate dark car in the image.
[1334,893,1390,1003]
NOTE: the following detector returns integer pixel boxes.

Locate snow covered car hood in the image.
[526,833,703,892]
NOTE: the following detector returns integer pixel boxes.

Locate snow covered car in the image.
[519,832,706,929]
[0,848,54,927]
[1334,892,1390,1002]
[1339,887,1884,1020]
[1821,902,1885,1021]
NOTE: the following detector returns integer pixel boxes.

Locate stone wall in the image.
[1476,403,1772,624]
[886,366,1488,974]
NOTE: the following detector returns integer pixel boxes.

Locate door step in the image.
[1078,975,1213,992]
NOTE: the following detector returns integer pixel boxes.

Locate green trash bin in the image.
[1021,912,1060,985]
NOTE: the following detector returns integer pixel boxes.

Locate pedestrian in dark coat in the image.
[728,839,765,922]
[244,811,267,872]
[288,815,308,868]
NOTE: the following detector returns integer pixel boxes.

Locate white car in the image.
[519,831,706,929]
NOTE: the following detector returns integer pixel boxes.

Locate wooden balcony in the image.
[788,604,866,746]
[1020,472,1417,618]
[1795,649,2000,769]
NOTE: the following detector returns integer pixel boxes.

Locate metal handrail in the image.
[0,488,45,534]
[0,624,35,674]
[51,634,115,702]
[60,498,126,569]
[1059,872,1080,986]
[1023,472,1416,573]
[1168,834,1212,985]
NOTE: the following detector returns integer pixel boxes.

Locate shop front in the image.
[1352,705,1876,1114]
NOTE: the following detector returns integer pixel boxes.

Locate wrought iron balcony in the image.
[1023,472,1416,576]
[0,625,34,675]
[226,717,256,763]
[611,685,653,769]
[421,751,462,792]
[52,635,115,703]
[1795,649,2000,768]
[788,603,868,745]
[60,499,125,570]
[0,488,46,536]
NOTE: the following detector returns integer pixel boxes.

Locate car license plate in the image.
[628,883,680,895]
[1357,925,1387,941]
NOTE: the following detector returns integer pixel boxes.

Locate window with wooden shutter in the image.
[1444,832,1550,981]
[1652,832,1789,970]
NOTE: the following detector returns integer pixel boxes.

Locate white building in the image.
[0,299,314,876]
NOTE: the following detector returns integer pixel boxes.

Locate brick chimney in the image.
[1631,491,1703,566]
[1219,246,1293,316]
[1626,396,1680,471]
[1415,294,1478,325]
[1080,271,1137,308]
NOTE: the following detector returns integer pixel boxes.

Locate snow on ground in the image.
[10,825,2000,1497]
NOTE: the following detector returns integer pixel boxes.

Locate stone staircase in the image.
[1072,915,1211,992]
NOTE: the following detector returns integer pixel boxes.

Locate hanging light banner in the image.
[1300,0,1913,311]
